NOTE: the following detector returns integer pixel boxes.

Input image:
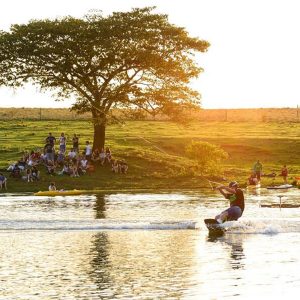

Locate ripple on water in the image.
[0,192,300,298]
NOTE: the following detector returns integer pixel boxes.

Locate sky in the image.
[0,0,300,109]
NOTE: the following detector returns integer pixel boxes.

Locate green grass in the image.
[0,120,299,193]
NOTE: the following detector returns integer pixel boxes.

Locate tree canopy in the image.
[0,7,209,149]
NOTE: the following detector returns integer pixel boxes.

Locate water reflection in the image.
[1,191,300,299]
[207,235,245,270]
[89,232,113,297]
[227,236,245,270]
[94,194,106,219]
[252,187,261,196]
[87,231,200,299]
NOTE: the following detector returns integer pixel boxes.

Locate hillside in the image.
[0,120,299,193]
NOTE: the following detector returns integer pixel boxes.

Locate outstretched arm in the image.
[216,185,228,198]
[217,185,236,196]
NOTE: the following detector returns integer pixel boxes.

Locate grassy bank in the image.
[0,120,299,193]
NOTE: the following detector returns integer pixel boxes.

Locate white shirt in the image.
[81,159,88,168]
[68,151,76,159]
[59,136,66,145]
[49,185,56,191]
[85,145,92,156]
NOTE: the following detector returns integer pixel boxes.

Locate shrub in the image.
[185,141,228,175]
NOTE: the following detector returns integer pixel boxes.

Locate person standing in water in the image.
[215,181,245,224]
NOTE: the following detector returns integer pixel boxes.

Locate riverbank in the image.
[0,120,299,193]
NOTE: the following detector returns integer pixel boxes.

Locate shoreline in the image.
[1,183,296,196]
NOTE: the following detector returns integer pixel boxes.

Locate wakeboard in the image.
[204,218,226,236]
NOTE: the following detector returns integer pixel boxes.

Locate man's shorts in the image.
[60,144,66,153]
[222,206,242,221]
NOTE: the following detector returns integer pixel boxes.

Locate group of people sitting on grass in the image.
[6,132,128,183]
[111,159,129,174]
[7,151,41,181]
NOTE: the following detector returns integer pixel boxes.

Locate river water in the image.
[0,188,300,299]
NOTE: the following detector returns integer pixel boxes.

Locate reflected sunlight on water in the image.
[0,190,300,299]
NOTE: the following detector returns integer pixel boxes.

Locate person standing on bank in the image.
[0,173,7,190]
[85,141,92,161]
[72,134,79,153]
[59,132,67,154]
[253,160,263,181]
[281,165,288,183]
[46,132,56,148]
[215,181,245,224]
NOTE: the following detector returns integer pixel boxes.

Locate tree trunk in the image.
[93,122,106,151]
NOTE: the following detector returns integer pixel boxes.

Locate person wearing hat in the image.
[215,181,245,224]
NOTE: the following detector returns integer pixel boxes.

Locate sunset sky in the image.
[0,0,299,109]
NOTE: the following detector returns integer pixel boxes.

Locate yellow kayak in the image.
[34,189,85,196]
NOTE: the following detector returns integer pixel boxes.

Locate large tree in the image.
[0,7,209,149]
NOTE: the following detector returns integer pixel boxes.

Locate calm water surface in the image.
[0,188,300,299]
